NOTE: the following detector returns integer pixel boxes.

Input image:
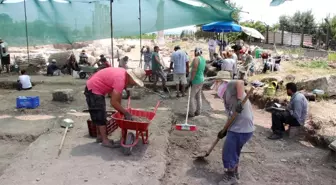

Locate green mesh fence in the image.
[0,0,235,46]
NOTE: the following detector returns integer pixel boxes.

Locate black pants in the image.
[271,110,300,135]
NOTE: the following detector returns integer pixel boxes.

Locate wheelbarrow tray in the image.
[111,98,160,151]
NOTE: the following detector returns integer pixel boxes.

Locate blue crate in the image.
[16,96,40,109]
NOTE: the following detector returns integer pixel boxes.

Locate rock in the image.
[296,76,328,92]
[122,45,132,52]
[36,178,41,182]
[52,89,74,102]
[327,75,336,97]
[329,140,336,152]
[130,44,136,49]
[129,88,145,100]
[48,51,72,67]
[285,74,295,82]
[280,159,287,162]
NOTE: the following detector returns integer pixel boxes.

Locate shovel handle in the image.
[222,87,255,131]
[58,126,69,156]
[206,87,255,156]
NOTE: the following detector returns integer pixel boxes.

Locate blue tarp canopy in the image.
[202,21,242,33]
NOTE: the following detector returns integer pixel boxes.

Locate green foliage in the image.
[278,10,316,32]
[296,60,329,69]
[328,52,336,61]
[180,30,195,39]
[121,33,157,40]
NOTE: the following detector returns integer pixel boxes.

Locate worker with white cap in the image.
[84,67,146,148]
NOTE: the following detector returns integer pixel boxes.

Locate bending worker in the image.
[84,67,146,148]
[216,72,254,185]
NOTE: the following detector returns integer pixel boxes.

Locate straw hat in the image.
[126,68,146,87]
[215,71,232,81]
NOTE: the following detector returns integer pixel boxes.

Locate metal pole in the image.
[23,0,30,63]
[139,0,142,68]
[110,0,114,67]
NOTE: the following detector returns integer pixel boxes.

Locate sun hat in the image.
[51,59,57,63]
[126,68,146,87]
[215,71,232,81]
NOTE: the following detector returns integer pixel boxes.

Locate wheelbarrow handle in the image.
[153,101,161,113]
[127,97,131,109]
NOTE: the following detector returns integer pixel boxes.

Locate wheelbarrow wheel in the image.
[123,132,135,156]
[79,72,86,79]
[149,74,155,82]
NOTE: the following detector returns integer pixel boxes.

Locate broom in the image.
[175,85,197,131]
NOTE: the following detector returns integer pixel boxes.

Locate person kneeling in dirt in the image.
[17,70,32,91]
[268,82,308,140]
[216,72,254,185]
[47,59,61,76]
[84,67,146,148]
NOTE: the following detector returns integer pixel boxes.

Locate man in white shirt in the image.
[208,37,217,61]
[0,38,10,73]
[17,70,32,91]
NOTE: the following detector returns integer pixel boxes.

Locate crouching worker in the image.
[17,70,32,91]
[216,72,254,185]
[268,82,308,140]
[84,67,146,148]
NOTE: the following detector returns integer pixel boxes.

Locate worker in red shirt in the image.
[84,67,146,148]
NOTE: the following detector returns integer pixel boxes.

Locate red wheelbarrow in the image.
[112,98,160,155]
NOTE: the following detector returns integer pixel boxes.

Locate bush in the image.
[296,60,329,69]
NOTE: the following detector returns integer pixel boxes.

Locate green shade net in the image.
[0,0,235,46]
[270,0,288,6]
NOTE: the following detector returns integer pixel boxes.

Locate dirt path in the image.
[159,90,336,185]
[0,84,335,185]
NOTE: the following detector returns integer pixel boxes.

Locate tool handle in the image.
[206,138,220,155]
[58,126,69,156]
[153,101,161,113]
[222,87,255,132]
[185,86,192,124]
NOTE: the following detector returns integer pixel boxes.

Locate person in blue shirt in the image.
[268,82,308,140]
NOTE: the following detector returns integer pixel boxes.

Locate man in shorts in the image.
[84,67,146,148]
[170,46,188,97]
[0,38,10,73]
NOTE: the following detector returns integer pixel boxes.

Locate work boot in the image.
[218,171,238,185]
[267,133,283,140]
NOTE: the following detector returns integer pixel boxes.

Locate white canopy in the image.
[241,26,265,40]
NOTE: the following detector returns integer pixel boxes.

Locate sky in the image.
[166,0,336,34]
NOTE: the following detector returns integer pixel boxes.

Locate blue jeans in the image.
[222,131,253,169]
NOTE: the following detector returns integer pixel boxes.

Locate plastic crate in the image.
[16,96,40,109]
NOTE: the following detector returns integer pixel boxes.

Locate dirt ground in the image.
[0,76,335,185]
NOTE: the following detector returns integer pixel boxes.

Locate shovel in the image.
[193,87,255,159]
[58,118,74,156]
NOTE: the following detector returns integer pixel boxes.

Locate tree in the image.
[278,10,316,33]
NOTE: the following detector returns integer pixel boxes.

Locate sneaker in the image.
[218,171,238,185]
[267,133,283,140]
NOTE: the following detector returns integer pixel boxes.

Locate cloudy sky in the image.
[166,0,335,34]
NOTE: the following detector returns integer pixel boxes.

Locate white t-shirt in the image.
[19,75,32,89]
[0,42,9,56]
[208,39,217,51]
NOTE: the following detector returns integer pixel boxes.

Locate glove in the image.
[236,100,243,113]
[217,129,227,139]
[124,112,133,121]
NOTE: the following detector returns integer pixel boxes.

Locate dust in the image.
[15,115,55,121]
